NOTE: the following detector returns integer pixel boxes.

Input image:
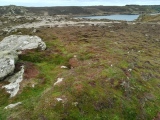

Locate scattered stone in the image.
[120,81,126,86]
[145,34,148,37]
[32,29,37,33]
[60,66,68,69]
[32,84,35,88]
[0,35,46,51]
[4,21,7,24]
[4,102,22,109]
[120,81,130,92]
[7,28,18,34]
[56,98,63,102]
[128,69,132,72]
[55,95,67,103]
[72,102,78,106]
[2,66,24,97]
[54,78,64,86]
[18,32,22,34]
[155,39,159,42]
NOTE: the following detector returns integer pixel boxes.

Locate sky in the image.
[0,0,160,7]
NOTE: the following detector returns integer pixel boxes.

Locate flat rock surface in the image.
[0,35,46,51]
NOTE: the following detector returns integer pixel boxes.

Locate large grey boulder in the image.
[0,51,18,80]
[0,35,46,51]
[0,35,46,81]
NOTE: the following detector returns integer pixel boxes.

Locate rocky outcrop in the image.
[0,51,18,80]
[0,35,46,80]
[0,5,28,16]
[0,35,46,51]
[0,35,46,97]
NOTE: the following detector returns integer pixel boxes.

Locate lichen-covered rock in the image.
[0,35,46,97]
[0,51,18,80]
[0,35,46,51]
[2,66,24,97]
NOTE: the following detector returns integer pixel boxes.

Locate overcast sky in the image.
[0,0,160,7]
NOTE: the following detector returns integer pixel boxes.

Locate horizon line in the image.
[0,4,160,7]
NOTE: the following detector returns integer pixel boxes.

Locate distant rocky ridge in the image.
[0,5,160,16]
[0,5,28,16]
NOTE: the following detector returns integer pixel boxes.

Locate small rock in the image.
[145,34,148,37]
[128,69,132,72]
[72,102,78,106]
[32,29,37,33]
[4,21,7,24]
[56,98,63,102]
[155,39,159,42]
[54,78,64,86]
[60,66,68,69]
[120,81,126,86]
[4,102,22,109]
[32,84,35,88]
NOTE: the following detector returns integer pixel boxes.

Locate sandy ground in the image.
[2,15,160,32]
[0,16,122,32]
[12,20,119,29]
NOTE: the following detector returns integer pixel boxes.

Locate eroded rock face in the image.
[0,35,46,51]
[0,51,18,80]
